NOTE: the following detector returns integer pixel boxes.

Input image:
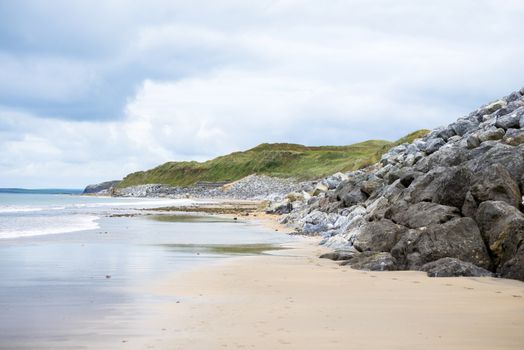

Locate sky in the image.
[1,0,523,188]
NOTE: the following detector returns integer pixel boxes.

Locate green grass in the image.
[118,130,429,188]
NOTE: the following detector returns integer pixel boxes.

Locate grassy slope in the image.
[118,130,429,188]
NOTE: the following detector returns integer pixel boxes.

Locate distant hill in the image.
[117,130,429,188]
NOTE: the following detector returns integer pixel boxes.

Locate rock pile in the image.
[113,175,308,200]
[277,87,524,281]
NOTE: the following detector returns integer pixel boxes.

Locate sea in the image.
[0,189,292,349]
[0,189,194,239]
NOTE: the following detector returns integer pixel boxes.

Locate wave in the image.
[0,215,100,239]
[0,206,45,213]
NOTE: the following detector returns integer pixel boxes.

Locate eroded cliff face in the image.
[82,180,120,195]
[277,87,524,281]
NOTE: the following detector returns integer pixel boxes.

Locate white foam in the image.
[0,206,44,213]
[0,215,100,239]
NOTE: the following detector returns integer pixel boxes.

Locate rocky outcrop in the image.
[83,180,120,195]
[276,87,524,281]
[420,258,493,277]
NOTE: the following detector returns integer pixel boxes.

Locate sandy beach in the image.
[114,233,524,350]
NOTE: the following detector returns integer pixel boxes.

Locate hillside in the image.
[117,130,429,188]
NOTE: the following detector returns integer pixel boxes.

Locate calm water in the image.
[0,193,292,349]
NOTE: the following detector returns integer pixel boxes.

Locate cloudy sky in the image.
[1,0,523,188]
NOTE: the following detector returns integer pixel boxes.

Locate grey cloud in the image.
[1,0,524,187]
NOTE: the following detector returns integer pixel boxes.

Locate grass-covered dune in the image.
[118,130,429,188]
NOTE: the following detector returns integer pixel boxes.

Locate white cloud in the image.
[1,0,523,187]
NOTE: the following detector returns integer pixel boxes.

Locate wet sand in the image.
[0,213,292,350]
[128,239,524,350]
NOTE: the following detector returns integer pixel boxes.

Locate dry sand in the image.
[126,237,524,350]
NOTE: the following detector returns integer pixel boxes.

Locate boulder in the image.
[436,126,456,141]
[387,202,461,229]
[422,138,446,155]
[497,249,524,281]
[414,145,470,173]
[451,119,478,136]
[407,166,473,208]
[341,189,368,207]
[507,91,521,103]
[478,127,505,142]
[365,196,390,221]
[360,176,383,196]
[420,258,494,277]
[503,128,524,146]
[324,172,349,190]
[391,217,491,270]
[312,183,329,196]
[476,201,524,279]
[466,143,524,184]
[470,164,521,208]
[398,170,422,188]
[461,191,478,218]
[385,167,419,186]
[319,250,358,261]
[265,201,293,215]
[495,107,523,130]
[478,99,506,115]
[342,252,398,271]
[352,219,407,252]
[466,135,480,149]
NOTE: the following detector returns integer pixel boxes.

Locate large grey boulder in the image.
[265,201,293,215]
[342,252,398,271]
[466,143,524,184]
[391,217,492,270]
[360,175,384,196]
[476,201,524,280]
[340,189,368,207]
[352,219,407,252]
[413,145,470,173]
[387,202,461,229]
[495,107,523,130]
[406,166,472,208]
[498,249,524,281]
[478,127,506,142]
[461,191,478,218]
[503,128,524,146]
[436,126,456,141]
[422,138,446,155]
[466,135,480,149]
[470,164,521,208]
[506,91,522,103]
[451,119,478,136]
[319,250,358,261]
[478,99,507,115]
[421,258,494,277]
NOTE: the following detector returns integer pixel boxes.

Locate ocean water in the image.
[0,192,194,239]
[0,192,293,349]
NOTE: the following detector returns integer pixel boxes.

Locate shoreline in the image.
[125,235,524,350]
[2,194,524,349]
